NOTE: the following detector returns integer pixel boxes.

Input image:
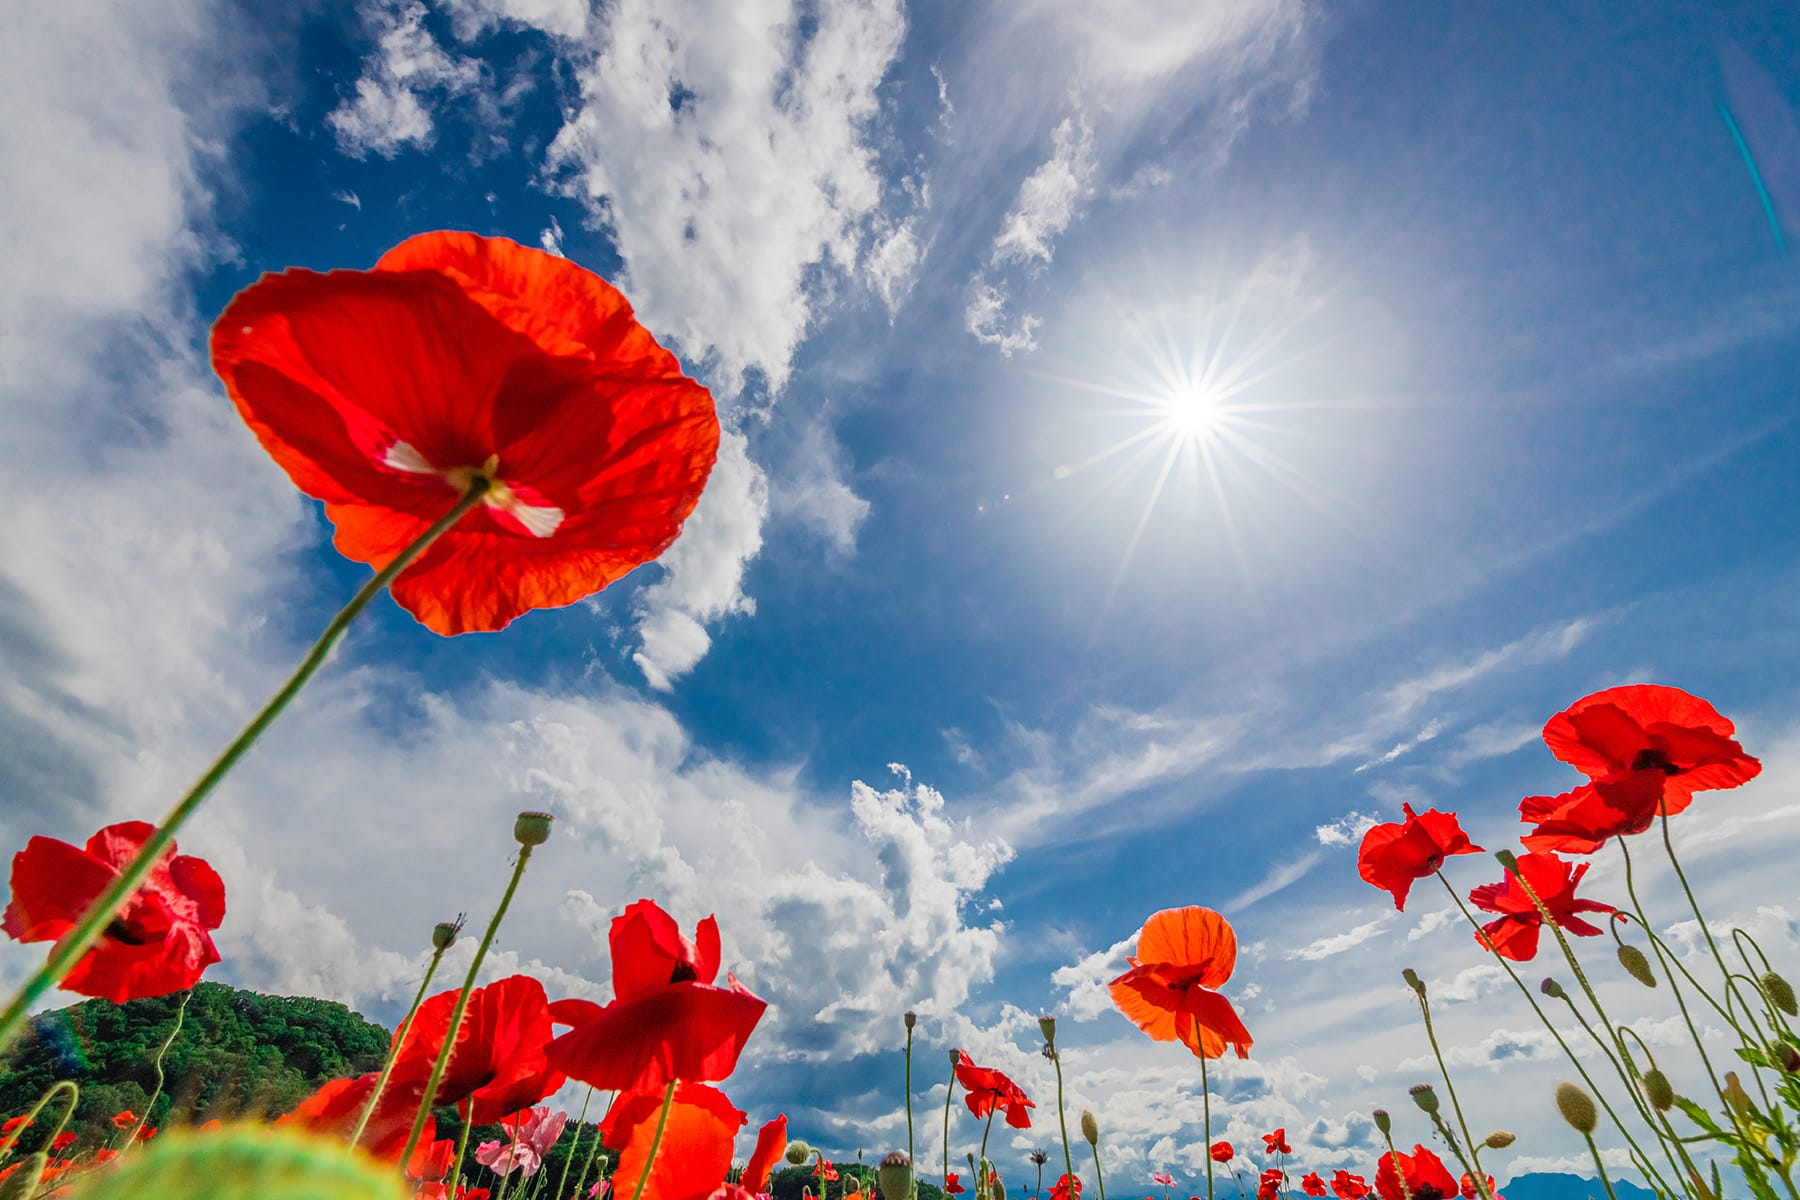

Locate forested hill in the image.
[0,982,389,1136]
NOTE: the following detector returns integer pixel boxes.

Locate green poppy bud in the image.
[878,1152,914,1200]
[1777,1042,1800,1074]
[0,1153,46,1200]
[1496,849,1520,872]
[1555,1082,1597,1134]
[1540,978,1567,1000]
[1616,945,1656,988]
[1408,1084,1439,1115]
[1482,1131,1515,1150]
[1761,971,1798,1017]
[1372,1110,1391,1135]
[513,810,554,847]
[1039,1015,1057,1045]
[1402,968,1426,996]
[1080,1110,1099,1147]
[904,1012,916,1031]
[788,1141,814,1165]
[431,917,463,951]
[949,1049,963,1068]
[1641,1069,1675,1111]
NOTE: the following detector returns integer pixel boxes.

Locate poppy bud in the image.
[904,1012,916,1031]
[1482,1131,1515,1150]
[1080,1110,1099,1147]
[1540,978,1566,1000]
[878,1152,914,1200]
[513,810,554,847]
[788,1142,814,1165]
[1777,1042,1800,1074]
[1402,968,1426,996]
[1616,945,1656,988]
[1555,1082,1597,1134]
[1761,971,1799,1017]
[1372,1110,1391,1135]
[1039,1016,1057,1045]
[1495,849,1520,872]
[994,1177,1007,1200]
[1408,1084,1439,1115]
[431,917,464,950]
[950,1049,963,1068]
[1641,1069,1675,1111]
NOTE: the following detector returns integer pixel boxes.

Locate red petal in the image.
[740,1114,788,1194]
[4,837,114,942]
[547,979,767,1092]
[602,1082,746,1200]
[1134,907,1237,988]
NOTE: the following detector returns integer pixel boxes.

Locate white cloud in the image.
[328,0,482,158]
[545,0,907,396]
[1289,917,1391,961]
[1354,718,1442,771]
[538,215,565,256]
[1315,810,1381,847]
[964,280,1040,356]
[1051,936,1134,1021]
[866,218,923,315]
[991,113,1095,268]
[439,0,590,41]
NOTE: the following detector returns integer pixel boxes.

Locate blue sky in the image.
[5,0,1800,1190]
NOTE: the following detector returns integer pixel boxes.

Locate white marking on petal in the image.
[507,503,565,538]
[384,440,436,474]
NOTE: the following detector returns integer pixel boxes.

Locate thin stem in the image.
[352,945,448,1151]
[1436,873,1675,1197]
[1378,1130,1414,1200]
[944,1062,960,1190]
[978,1108,997,1200]
[555,1088,595,1200]
[0,481,491,1055]
[1580,1132,1620,1200]
[451,1099,474,1195]
[1200,1047,1214,1200]
[1659,808,1732,988]
[1051,1050,1076,1200]
[905,1022,915,1198]
[628,1082,677,1200]
[1088,1138,1107,1200]
[570,1094,616,1200]
[1616,842,1728,1101]
[1413,988,1488,1200]
[127,988,192,1149]
[0,1081,78,1158]
[400,837,538,1167]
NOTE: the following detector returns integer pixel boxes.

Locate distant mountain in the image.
[1501,1173,1658,1200]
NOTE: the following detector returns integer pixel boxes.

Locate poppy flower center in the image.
[385,445,566,539]
[1631,748,1679,775]
[669,961,700,984]
[105,918,151,947]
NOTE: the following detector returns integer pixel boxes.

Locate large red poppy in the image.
[952,1051,1035,1129]
[1374,1147,1457,1200]
[547,900,766,1092]
[1356,806,1483,911]
[1519,770,1668,855]
[1468,852,1616,962]
[280,1072,432,1166]
[739,1114,788,1195]
[390,974,565,1123]
[210,231,720,636]
[1109,907,1253,1060]
[2,821,224,1003]
[1541,686,1760,811]
[602,1081,746,1200]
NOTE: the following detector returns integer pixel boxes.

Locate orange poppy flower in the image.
[1108,907,1252,1059]
[601,1081,746,1200]
[211,231,720,635]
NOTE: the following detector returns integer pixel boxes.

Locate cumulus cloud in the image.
[328,0,482,158]
[990,113,1096,267]
[1315,810,1381,847]
[1288,917,1391,961]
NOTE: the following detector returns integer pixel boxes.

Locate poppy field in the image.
[0,230,1793,1200]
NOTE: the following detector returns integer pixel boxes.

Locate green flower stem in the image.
[1659,809,1733,989]
[128,988,192,1148]
[1614,1027,1705,1186]
[400,834,539,1168]
[944,1065,960,1191]
[0,480,492,1056]
[1412,987,1488,1200]
[351,943,450,1151]
[628,1082,678,1200]
[1199,1047,1214,1200]
[1579,1131,1620,1200]
[1050,1048,1075,1200]
[1436,873,1675,1197]
[977,1108,997,1200]
[1087,1137,1107,1200]
[1426,1112,1483,1198]
[0,1080,77,1158]
[554,1088,595,1200]
[571,1094,616,1200]
[1377,1129,1414,1200]
[905,1023,916,1198]
[451,1100,475,1196]
[496,1110,528,1200]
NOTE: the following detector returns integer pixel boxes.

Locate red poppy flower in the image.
[1541,686,1760,810]
[1050,1175,1081,1200]
[1262,1130,1291,1156]
[1459,1174,1501,1200]
[602,1081,746,1200]
[1468,851,1616,962]
[51,1132,75,1153]
[1109,907,1253,1060]
[1519,769,1669,856]
[1302,1174,1326,1197]
[280,1072,435,1166]
[817,1160,840,1181]
[1258,1169,1284,1200]
[946,1174,966,1196]
[391,974,564,1123]
[739,1114,787,1195]
[953,1051,1036,1129]
[110,1110,138,1129]
[139,1127,158,1141]
[3,821,224,1003]
[210,231,720,636]
[1210,1143,1234,1163]
[1374,1147,1457,1200]
[0,1115,29,1136]
[1330,1172,1370,1200]
[1357,806,1483,911]
[548,900,767,1092]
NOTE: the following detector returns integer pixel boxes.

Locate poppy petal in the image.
[546,979,767,1092]
[602,1082,746,1200]
[1134,907,1237,988]
[740,1114,788,1194]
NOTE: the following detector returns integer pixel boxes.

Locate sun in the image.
[1154,385,1227,442]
